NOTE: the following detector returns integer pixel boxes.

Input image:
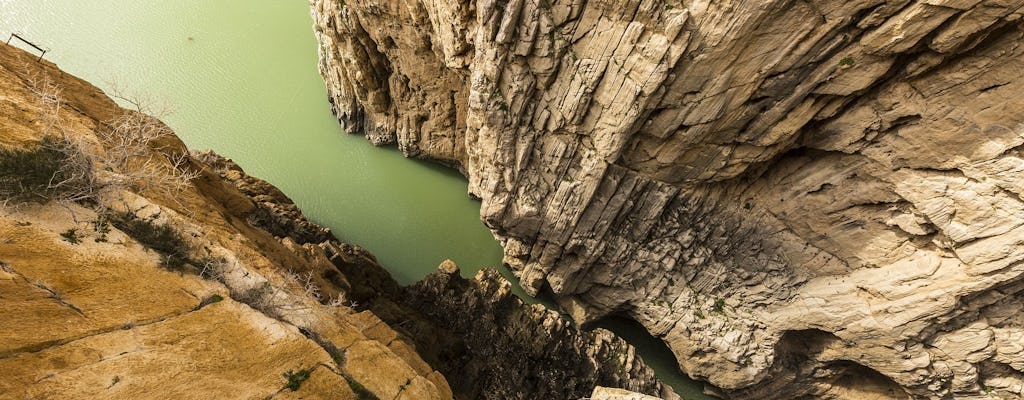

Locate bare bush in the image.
[4,68,200,208]
[285,270,323,301]
[1,69,99,206]
[40,135,101,203]
[96,85,200,201]
[235,281,309,318]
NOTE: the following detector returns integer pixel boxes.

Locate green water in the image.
[596,318,712,400]
[1,1,708,397]
[0,0,505,285]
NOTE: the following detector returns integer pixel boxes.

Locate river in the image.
[0,1,708,398]
[1,0,506,285]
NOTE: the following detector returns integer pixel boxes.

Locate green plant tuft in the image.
[92,216,111,242]
[712,298,726,314]
[60,228,81,244]
[110,213,192,271]
[283,368,312,392]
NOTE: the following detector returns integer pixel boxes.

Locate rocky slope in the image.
[0,41,673,400]
[311,0,1024,398]
[202,153,679,399]
[0,42,451,400]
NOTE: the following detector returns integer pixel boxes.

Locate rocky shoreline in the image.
[200,151,684,399]
[0,40,676,400]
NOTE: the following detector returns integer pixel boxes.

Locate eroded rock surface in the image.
[0,42,447,400]
[311,0,1024,397]
[203,151,679,400]
[405,261,677,399]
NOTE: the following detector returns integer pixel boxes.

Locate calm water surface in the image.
[0,1,708,397]
[0,0,505,286]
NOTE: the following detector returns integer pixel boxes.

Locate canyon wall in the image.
[0,42,450,400]
[311,0,1024,397]
[0,42,668,399]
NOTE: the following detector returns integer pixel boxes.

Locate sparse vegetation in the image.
[0,136,97,205]
[0,69,200,210]
[712,298,727,314]
[285,270,322,302]
[344,374,379,400]
[60,228,82,244]
[838,56,855,67]
[110,213,192,271]
[197,257,227,280]
[282,368,312,392]
[234,281,294,317]
[328,348,346,367]
[194,294,225,311]
[92,215,111,242]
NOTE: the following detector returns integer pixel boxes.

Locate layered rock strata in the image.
[204,152,680,399]
[1,41,675,400]
[0,42,448,400]
[311,0,1024,397]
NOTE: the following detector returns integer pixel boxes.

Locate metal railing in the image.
[6,33,48,61]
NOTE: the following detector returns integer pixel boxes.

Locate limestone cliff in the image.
[311,0,1024,397]
[203,153,679,400]
[0,41,672,400]
[0,42,452,400]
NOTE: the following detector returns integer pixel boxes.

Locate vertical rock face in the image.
[0,43,451,400]
[312,0,1024,398]
[207,152,679,400]
[404,263,677,400]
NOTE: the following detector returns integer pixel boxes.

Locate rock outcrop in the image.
[203,151,679,400]
[404,262,676,399]
[0,42,448,400]
[591,386,664,400]
[311,0,1024,397]
[1,40,674,400]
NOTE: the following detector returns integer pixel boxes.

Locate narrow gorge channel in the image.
[1,0,706,397]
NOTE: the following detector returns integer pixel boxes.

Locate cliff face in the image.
[0,43,449,400]
[404,263,675,399]
[0,42,674,400]
[311,0,1024,398]
[205,150,679,400]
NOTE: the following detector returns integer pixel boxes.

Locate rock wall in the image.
[311,0,1024,397]
[1,40,670,400]
[205,152,679,400]
[0,42,449,400]
[405,262,676,399]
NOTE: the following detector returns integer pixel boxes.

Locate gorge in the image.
[311,0,1024,398]
[1,0,1023,398]
[0,38,674,400]
[1,1,690,399]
